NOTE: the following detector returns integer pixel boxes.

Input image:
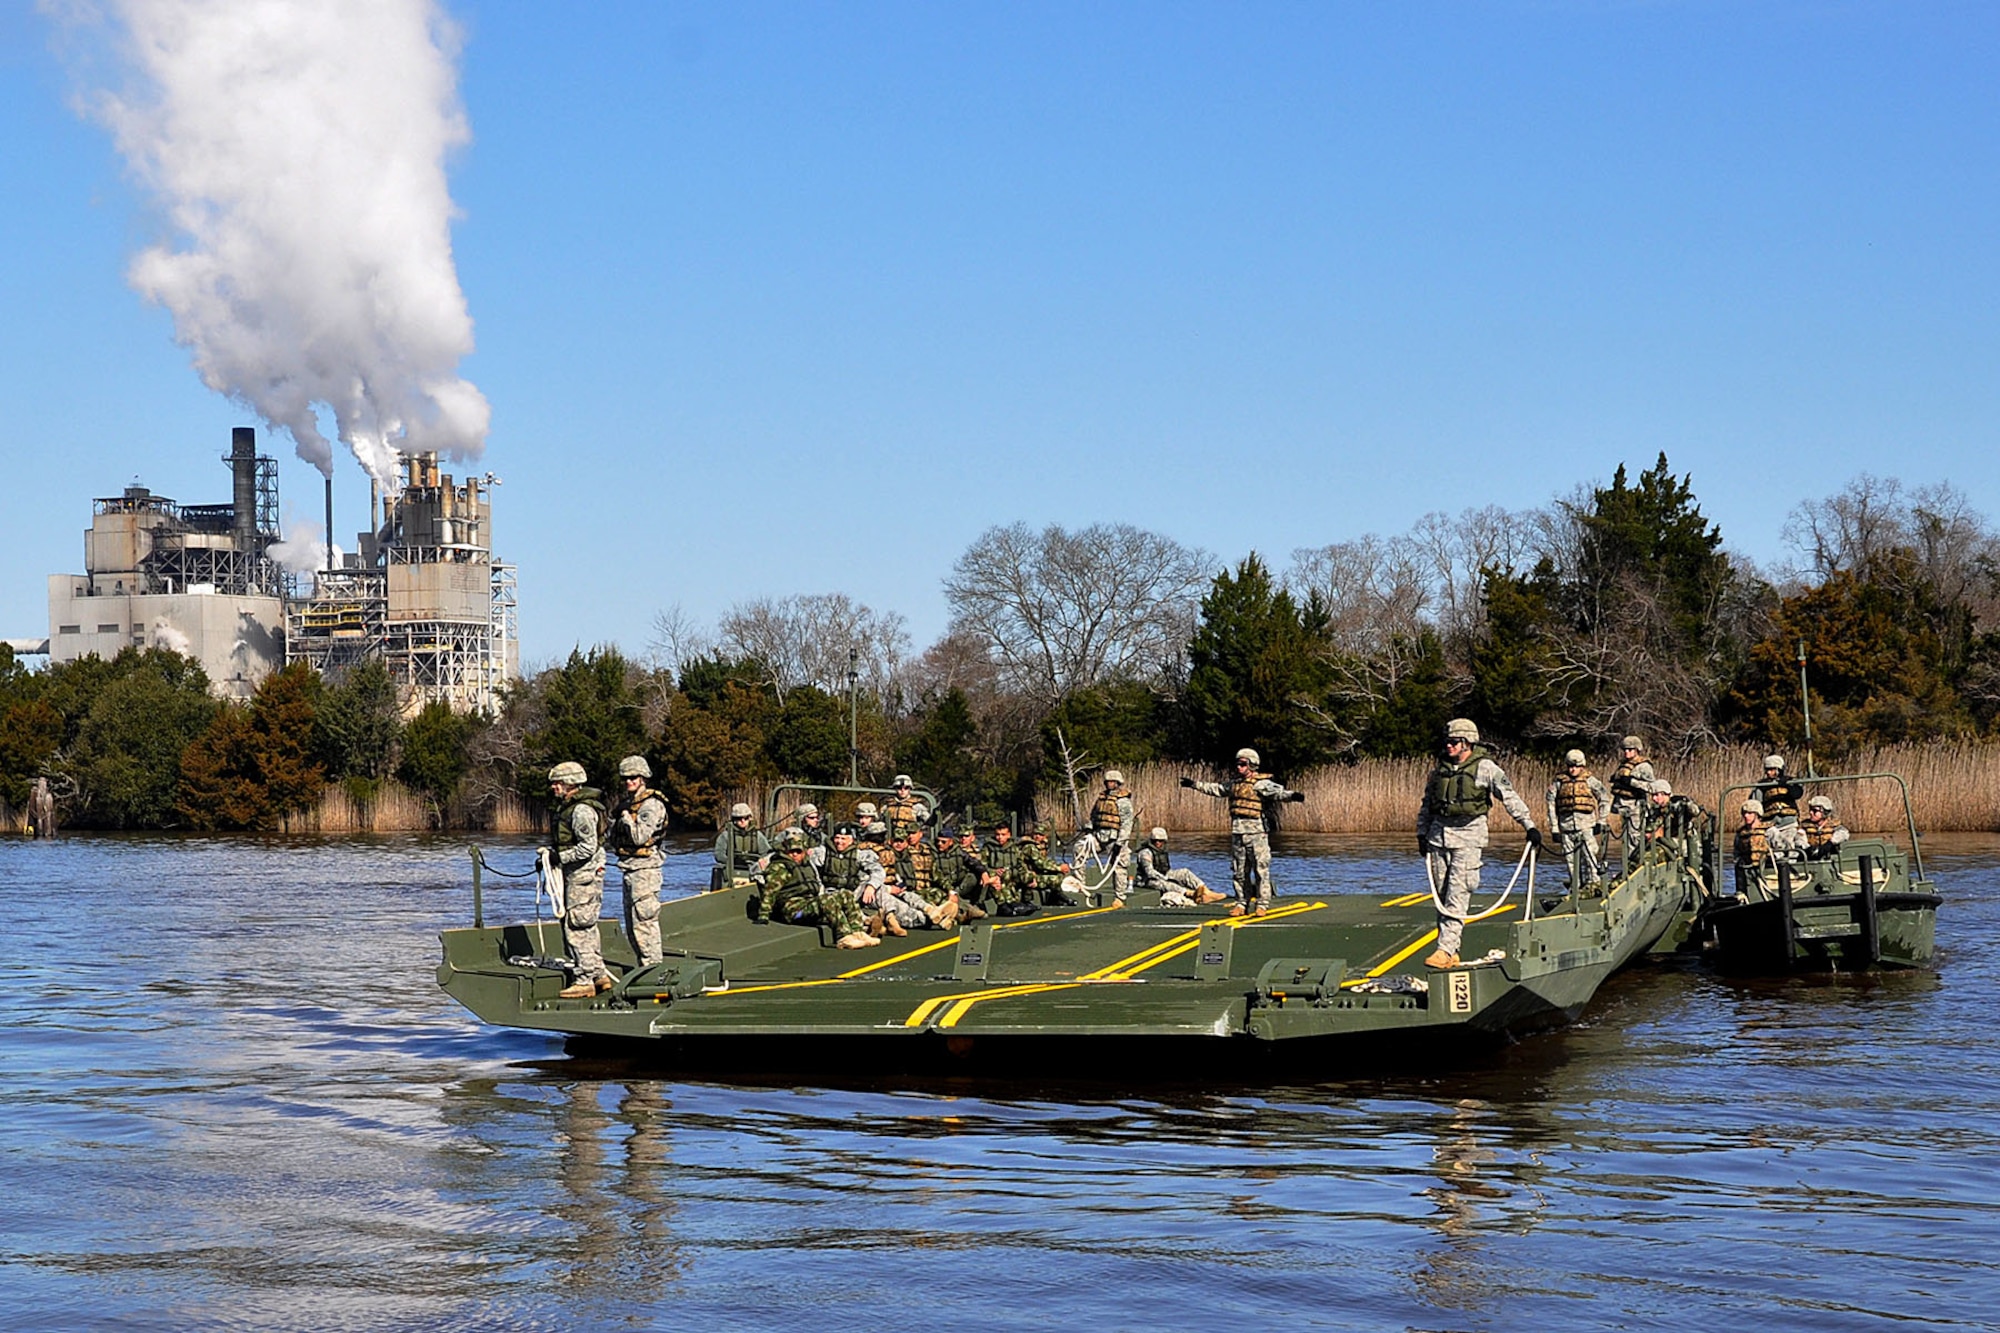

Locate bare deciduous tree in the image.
[717,593,909,703]
[645,602,712,677]
[1409,504,1540,643]
[1288,534,1430,655]
[943,522,1215,706]
[1782,473,1908,579]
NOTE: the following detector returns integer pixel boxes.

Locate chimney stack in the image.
[230,426,257,548]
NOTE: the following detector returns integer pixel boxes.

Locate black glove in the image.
[1417,836,1430,858]
[1526,827,1545,850]
[1179,776,1195,789]
[1286,790,1306,803]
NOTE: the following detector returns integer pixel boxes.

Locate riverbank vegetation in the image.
[5,456,2000,834]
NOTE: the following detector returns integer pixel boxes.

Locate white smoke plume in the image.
[149,616,191,655]
[66,0,489,487]
[265,517,339,576]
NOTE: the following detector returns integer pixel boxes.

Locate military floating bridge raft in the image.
[438,826,1702,1077]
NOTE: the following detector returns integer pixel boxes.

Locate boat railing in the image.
[464,840,560,924]
[765,780,944,830]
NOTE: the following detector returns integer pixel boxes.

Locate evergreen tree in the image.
[654,656,778,823]
[1180,554,1337,772]
[315,658,402,783]
[1730,555,1972,755]
[765,685,850,785]
[69,649,217,828]
[174,663,325,830]
[516,647,648,803]
[176,705,265,830]
[398,700,475,822]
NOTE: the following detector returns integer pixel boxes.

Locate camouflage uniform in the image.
[1015,831,1074,904]
[881,778,930,837]
[713,805,771,889]
[550,771,609,992]
[1188,750,1301,912]
[1608,738,1657,872]
[1133,836,1215,907]
[850,825,914,926]
[1544,752,1610,889]
[1732,800,1769,896]
[1072,775,1136,899]
[1418,722,1538,962]
[978,830,1029,906]
[759,845,869,940]
[1755,759,1804,827]
[610,763,670,968]
[1802,798,1850,860]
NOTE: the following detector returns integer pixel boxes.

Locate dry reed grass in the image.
[285,781,540,834]
[1038,742,2000,836]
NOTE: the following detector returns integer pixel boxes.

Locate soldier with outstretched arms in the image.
[1183,747,1305,917]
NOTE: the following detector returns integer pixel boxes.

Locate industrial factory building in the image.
[46,427,286,698]
[285,451,518,714]
[43,428,517,712]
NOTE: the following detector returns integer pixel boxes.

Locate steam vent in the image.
[46,428,517,712]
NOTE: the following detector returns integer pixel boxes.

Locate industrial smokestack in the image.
[230,426,257,548]
[325,477,335,575]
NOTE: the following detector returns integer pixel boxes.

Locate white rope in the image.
[1425,841,1536,925]
[537,845,566,919]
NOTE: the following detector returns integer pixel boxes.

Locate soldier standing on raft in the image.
[1608,735,1656,873]
[610,755,669,969]
[546,761,611,999]
[1182,748,1306,917]
[1417,720,1542,970]
[1545,748,1610,892]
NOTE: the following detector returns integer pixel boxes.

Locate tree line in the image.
[5,453,1997,832]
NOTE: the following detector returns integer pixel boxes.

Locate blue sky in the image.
[3,1,1996,668]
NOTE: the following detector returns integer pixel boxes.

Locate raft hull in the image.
[1697,838,1939,972]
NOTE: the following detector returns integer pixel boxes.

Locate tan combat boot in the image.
[558,979,596,998]
[877,911,908,938]
[836,932,881,949]
[1423,949,1459,969]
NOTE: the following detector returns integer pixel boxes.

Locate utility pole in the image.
[848,647,860,785]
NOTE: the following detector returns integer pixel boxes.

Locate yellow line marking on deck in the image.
[1341,903,1522,986]
[937,983,1084,1028]
[1082,901,1328,980]
[722,903,1129,992]
[1379,892,1431,908]
[904,982,1066,1028]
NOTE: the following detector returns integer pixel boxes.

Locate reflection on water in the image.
[0,833,1996,1330]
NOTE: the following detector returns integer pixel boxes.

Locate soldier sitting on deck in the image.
[1133,828,1229,907]
[756,830,881,949]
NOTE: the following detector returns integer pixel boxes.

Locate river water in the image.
[1,831,1993,1332]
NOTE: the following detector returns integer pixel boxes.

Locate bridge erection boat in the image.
[438,833,1702,1077]
[1696,771,1940,973]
